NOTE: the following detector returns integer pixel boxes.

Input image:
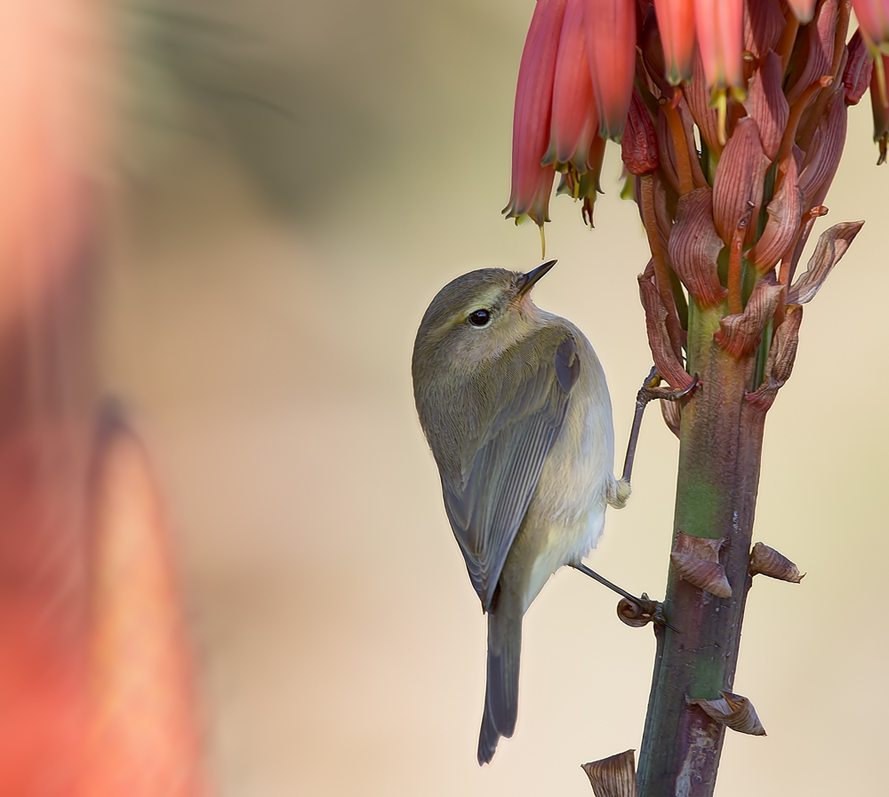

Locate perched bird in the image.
[411,261,629,764]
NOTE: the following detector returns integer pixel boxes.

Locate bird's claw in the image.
[617,593,678,633]
[636,369,699,409]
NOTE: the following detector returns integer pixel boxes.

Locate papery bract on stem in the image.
[503,0,568,226]
[583,0,636,138]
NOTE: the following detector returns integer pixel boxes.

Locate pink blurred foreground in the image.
[0,2,207,794]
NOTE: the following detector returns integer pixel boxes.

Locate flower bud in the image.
[748,156,802,272]
[743,0,785,61]
[799,90,848,205]
[684,51,723,153]
[744,51,789,162]
[668,188,728,307]
[622,91,660,175]
[712,117,768,244]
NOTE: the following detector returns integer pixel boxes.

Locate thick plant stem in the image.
[636,303,767,797]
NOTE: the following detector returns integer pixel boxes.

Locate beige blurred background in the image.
[101,1,888,794]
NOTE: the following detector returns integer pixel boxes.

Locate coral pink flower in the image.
[583,0,636,138]
[504,0,568,226]
[543,0,599,175]
[654,0,696,84]
[693,0,744,93]
[851,0,889,48]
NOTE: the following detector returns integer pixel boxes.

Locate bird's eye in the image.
[468,309,491,327]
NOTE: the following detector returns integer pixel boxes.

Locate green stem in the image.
[636,302,767,797]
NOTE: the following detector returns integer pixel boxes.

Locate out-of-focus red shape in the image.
[83,408,208,797]
[543,0,599,175]
[0,1,209,794]
[0,2,100,793]
[786,0,818,23]
[654,0,696,84]
[693,0,744,93]
[0,1,103,333]
[851,0,889,48]
[583,0,636,138]
[504,0,568,226]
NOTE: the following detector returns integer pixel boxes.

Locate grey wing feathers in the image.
[442,330,579,610]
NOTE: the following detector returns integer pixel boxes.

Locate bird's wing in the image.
[442,331,580,611]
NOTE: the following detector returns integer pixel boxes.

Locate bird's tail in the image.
[477,609,522,765]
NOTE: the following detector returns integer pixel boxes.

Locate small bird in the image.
[412,261,629,764]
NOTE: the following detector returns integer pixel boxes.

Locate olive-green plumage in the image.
[412,262,628,765]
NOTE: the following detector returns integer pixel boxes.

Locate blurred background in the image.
[6,0,886,794]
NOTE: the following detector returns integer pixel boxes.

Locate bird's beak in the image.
[517,259,557,297]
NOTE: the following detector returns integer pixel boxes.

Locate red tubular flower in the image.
[543,0,599,175]
[693,0,744,94]
[504,0,569,226]
[583,0,636,139]
[851,0,889,48]
[786,0,818,23]
[654,0,696,85]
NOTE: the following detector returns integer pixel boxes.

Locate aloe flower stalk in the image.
[503,1,882,795]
